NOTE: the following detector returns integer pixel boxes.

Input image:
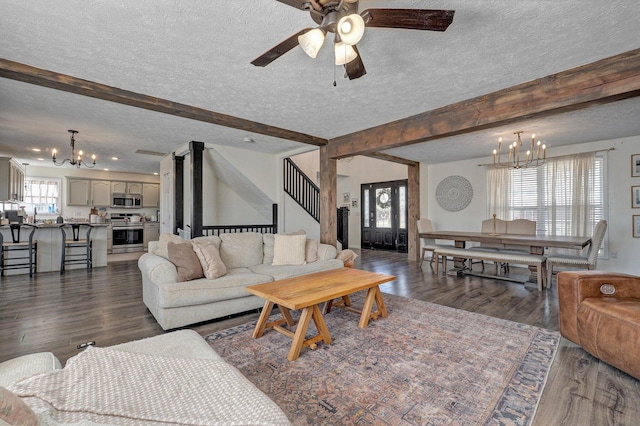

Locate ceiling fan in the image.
[251,0,455,80]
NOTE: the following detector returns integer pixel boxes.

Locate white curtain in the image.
[545,152,595,237]
[486,167,511,220]
[486,152,597,237]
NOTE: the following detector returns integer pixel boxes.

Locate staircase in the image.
[284,158,348,248]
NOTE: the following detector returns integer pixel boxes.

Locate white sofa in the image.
[0,330,291,425]
[138,232,344,330]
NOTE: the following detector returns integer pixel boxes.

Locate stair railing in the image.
[284,158,349,249]
[284,158,319,222]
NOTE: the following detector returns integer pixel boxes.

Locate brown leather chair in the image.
[558,271,640,380]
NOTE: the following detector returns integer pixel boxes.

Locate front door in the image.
[361,180,408,252]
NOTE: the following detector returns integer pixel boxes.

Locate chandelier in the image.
[493,131,547,169]
[52,130,96,168]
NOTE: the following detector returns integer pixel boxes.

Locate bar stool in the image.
[60,224,93,274]
[0,224,38,277]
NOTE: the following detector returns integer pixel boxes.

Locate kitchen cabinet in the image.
[0,157,25,202]
[67,178,91,206]
[107,224,113,254]
[111,181,143,194]
[143,222,160,249]
[91,180,111,207]
[142,184,159,207]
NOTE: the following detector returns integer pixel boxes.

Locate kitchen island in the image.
[1,223,108,276]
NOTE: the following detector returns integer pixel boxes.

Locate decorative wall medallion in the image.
[435,175,473,212]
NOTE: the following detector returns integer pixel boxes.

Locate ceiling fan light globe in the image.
[337,14,365,45]
[334,42,358,65]
[298,28,325,59]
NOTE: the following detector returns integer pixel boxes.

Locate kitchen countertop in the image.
[1,222,110,228]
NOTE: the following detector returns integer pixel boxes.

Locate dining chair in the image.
[417,219,454,268]
[499,219,537,273]
[60,224,93,275]
[0,224,38,277]
[467,218,508,271]
[546,220,608,288]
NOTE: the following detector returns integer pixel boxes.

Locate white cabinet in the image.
[91,180,111,207]
[143,222,160,249]
[107,224,113,254]
[0,157,25,201]
[142,184,159,207]
[128,182,143,194]
[67,178,91,206]
[111,181,143,194]
[110,181,127,194]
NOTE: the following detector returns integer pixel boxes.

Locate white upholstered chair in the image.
[546,220,608,287]
[467,218,508,271]
[417,219,454,268]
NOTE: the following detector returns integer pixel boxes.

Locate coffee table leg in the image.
[359,286,387,328]
[311,305,332,345]
[288,306,314,361]
[278,305,296,327]
[253,300,275,338]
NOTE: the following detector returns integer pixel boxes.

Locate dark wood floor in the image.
[1,249,638,425]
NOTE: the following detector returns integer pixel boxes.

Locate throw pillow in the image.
[155,233,186,259]
[305,239,319,263]
[167,241,204,282]
[336,249,358,267]
[272,233,307,266]
[192,241,227,279]
[0,385,39,426]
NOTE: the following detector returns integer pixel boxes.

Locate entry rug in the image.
[205,293,559,425]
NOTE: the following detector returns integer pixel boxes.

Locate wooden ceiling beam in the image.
[0,58,328,147]
[364,152,419,167]
[325,48,640,159]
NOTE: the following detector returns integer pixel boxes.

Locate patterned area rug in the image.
[205,293,559,425]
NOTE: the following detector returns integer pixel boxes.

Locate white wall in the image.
[25,164,159,220]
[425,135,640,275]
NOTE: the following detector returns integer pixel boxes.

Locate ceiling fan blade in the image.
[344,46,366,80]
[274,0,313,11]
[361,9,455,31]
[251,28,311,67]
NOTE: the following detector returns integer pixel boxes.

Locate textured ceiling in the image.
[1,0,639,174]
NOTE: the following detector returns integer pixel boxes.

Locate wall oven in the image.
[112,193,142,208]
[110,213,144,253]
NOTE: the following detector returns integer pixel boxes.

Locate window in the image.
[22,178,61,214]
[488,152,607,255]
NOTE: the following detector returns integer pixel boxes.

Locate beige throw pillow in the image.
[272,233,307,266]
[192,241,227,279]
[167,241,204,282]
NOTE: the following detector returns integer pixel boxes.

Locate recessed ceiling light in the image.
[37,158,44,161]
[32,148,41,152]
[153,172,158,175]
[111,157,119,160]
[103,168,109,171]
[243,137,255,143]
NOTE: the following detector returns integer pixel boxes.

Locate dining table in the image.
[418,230,592,287]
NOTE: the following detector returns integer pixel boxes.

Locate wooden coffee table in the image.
[245,268,396,361]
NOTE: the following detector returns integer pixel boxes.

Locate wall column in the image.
[408,163,420,261]
[173,154,184,235]
[190,141,204,238]
[319,145,337,246]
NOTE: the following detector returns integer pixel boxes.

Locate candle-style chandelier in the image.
[493,131,547,169]
[52,130,96,168]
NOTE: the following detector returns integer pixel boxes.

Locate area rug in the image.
[205,293,559,425]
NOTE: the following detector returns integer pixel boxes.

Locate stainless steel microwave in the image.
[111,193,142,208]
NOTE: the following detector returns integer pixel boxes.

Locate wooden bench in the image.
[434,247,547,291]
